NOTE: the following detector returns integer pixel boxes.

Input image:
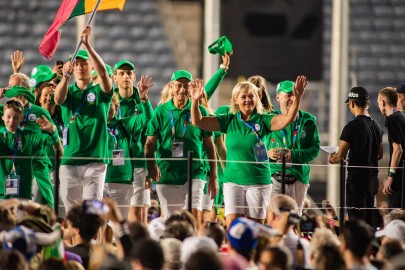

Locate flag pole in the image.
[70,0,102,63]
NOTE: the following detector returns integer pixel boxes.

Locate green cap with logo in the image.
[4,85,36,104]
[69,49,90,61]
[208,35,233,56]
[114,60,135,72]
[30,65,57,91]
[276,80,294,94]
[171,70,192,81]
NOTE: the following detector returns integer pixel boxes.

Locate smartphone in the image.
[56,60,64,66]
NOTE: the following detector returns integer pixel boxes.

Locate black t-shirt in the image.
[386,111,405,188]
[340,115,383,175]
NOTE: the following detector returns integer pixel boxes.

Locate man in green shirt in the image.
[145,70,217,219]
[104,79,154,218]
[268,80,320,215]
[112,59,154,223]
[54,26,113,212]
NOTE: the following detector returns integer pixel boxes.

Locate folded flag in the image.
[39,0,126,59]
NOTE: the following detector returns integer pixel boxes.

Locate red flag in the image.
[38,0,80,60]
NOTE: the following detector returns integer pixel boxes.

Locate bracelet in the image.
[388,169,396,177]
[220,64,229,71]
[140,97,148,101]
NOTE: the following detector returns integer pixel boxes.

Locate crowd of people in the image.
[0,25,405,269]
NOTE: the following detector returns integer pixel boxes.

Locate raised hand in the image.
[137,75,154,99]
[62,62,74,79]
[11,50,24,73]
[189,79,204,100]
[221,51,232,68]
[81,25,92,47]
[36,116,56,134]
[293,75,307,99]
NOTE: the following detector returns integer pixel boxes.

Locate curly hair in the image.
[66,205,104,241]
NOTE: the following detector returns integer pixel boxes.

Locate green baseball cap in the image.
[208,35,233,56]
[276,80,294,94]
[4,85,36,104]
[114,60,135,72]
[69,49,90,61]
[92,64,113,77]
[171,70,192,81]
[31,65,52,77]
[30,72,57,91]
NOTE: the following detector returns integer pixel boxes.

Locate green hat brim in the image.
[5,86,36,104]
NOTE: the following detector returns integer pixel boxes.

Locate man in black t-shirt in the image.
[329,87,383,226]
[378,87,405,208]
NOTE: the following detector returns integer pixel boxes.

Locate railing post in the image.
[281,152,286,195]
[187,151,193,213]
[339,158,346,234]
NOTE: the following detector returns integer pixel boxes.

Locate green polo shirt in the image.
[60,82,112,165]
[216,112,274,185]
[105,100,153,184]
[0,128,52,199]
[146,99,211,185]
[115,87,150,169]
[268,110,320,184]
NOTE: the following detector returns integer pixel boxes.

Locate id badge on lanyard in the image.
[62,127,69,147]
[171,139,184,158]
[5,172,20,195]
[112,149,125,166]
[253,142,269,162]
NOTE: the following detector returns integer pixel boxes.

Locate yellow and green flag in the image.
[69,0,126,19]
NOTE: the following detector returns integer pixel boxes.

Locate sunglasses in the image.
[4,100,23,111]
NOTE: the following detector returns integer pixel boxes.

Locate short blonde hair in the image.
[310,228,341,263]
[230,81,264,114]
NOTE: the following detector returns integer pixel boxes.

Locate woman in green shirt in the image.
[190,77,307,228]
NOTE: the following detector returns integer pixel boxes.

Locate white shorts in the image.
[130,167,151,207]
[60,163,107,212]
[104,182,133,218]
[270,178,309,216]
[201,194,214,211]
[223,182,272,219]
[156,179,205,217]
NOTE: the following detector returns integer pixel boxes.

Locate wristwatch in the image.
[388,169,396,177]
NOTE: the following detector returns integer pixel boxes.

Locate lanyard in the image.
[276,111,300,149]
[21,103,32,130]
[3,129,19,172]
[69,83,95,125]
[108,126,119,149]
[237,113,261,142]
[169,110,190,139]
[118,105,122,120]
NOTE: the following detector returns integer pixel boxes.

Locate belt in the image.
[272,173,298,185]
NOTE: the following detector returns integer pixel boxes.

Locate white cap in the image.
[181,236,218,263]
[375,220,405,241]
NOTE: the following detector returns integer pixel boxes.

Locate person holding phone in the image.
[267,80,320,216]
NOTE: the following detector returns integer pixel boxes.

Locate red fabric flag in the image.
[38,0,80,60]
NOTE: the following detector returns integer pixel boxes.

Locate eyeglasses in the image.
[172,82,190,90]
